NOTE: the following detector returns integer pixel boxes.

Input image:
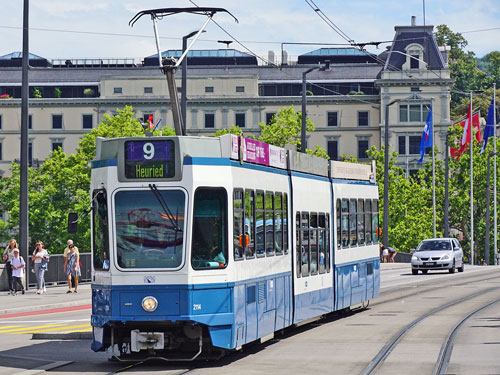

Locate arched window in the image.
[402,43,425,70]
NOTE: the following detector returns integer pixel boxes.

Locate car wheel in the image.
[449,260,456,274]
[458,258,464,272]
[412,269,418,275]
[422,269,428,274]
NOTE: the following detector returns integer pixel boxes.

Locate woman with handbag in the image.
[32,241,49,294]
[2,239,18,295]
[66,244,81,293]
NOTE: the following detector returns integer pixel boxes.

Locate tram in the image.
[87,134,380,360]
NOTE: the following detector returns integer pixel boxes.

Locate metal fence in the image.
[26,253,91,288]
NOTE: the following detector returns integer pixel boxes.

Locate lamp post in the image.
[181,30,204,127]
[383,99,399,249]
[301,67,317,152]
[485,152,498,265]
[444,130,451,237]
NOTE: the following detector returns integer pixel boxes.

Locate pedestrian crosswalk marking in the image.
[0,325,22,331]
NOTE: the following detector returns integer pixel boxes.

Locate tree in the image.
[0,106,175,253]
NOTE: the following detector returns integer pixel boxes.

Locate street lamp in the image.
[181,30,205,127]
[485,151,498,265]
[383,99,399,249]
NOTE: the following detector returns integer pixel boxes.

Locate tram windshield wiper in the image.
[149,184,182,232]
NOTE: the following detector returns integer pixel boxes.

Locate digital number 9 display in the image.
[124,140,175,179]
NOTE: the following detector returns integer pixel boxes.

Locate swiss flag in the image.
[450,104,481,161]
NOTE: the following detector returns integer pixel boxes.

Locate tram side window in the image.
[275,193,284,255]
[310,213,318,275]
[341,199,349,247]
[337,199,341,248]
[301,212,310,277]
[265,192,275,256]
[296,212,301,278]
[318,214,327,273]
[256,191,265,257]
[365,199,372,245]
[191,188,228,270]
[92,190,109,271]
[357,199,365,245]
[350,199,357,246]
[233,189,244,261]
[245,190,255,259]
[283,193,289,254]
[325,214,330,272]
[372,200,379,243]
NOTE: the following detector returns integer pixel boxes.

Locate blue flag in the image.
[418,106,433,163]
[480,97,495,155]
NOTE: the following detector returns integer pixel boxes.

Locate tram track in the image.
[361,273,500,375]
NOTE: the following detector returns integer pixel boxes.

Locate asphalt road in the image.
[0,264,498,375]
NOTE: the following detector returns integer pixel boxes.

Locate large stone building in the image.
[0,18,452,177]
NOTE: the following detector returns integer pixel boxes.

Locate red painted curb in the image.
[0,304,91,319]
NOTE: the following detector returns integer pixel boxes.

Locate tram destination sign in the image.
[124,140,175,179]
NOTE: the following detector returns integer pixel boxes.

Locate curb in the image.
[32,332,92,340]
[1,299,90,316]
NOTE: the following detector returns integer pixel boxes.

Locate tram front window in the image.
[191,188,228,270]
[114,189,185,269]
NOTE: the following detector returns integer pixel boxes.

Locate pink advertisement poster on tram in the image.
[242,138,269,166]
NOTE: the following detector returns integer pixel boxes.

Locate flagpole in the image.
[431,101,436,237]
[494,83,498,265]
[470,91,474,265]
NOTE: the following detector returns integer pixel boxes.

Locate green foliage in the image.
[83,88,95,97]
[54,88,62,98]
[258,106,314,150]
[214,126,244,137]
[306,145,329,159]
[0,106,172,253]
[32,87,42,98]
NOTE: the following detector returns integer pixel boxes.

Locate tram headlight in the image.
[142,296,158,312]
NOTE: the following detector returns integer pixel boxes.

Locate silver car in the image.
[411,238,465,275]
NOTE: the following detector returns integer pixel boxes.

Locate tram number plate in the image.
[423,262,435,266]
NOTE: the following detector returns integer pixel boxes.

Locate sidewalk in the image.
[0,283,91,316]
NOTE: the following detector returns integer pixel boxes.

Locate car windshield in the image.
[114,189,185,269]
[417,240,451,251]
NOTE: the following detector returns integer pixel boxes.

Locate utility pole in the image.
[20,0,30,289]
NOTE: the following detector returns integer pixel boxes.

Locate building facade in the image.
[0,19,452,177]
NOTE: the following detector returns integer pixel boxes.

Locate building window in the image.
[409,136,421,154]
[236,86,245,93]
[52,115,63,129]
[327,140,338,161]
[205,86,214,93]
[235,113,246,128]
[144,87,153,94]
[399,103,430,123]
[266,112,276,124]
[52,140,63,152]
[82,114,93,129]
[410,55,420,69]
[0,142,2,160]
[113,87,122,94]
[358,140,369,159]
[327,111,339,127]
[204,113,215,128]
[0,115,2,129]
[398,136,406,155]
[28,114,32,129]
[358,111,369,126]
[28,141,33,166]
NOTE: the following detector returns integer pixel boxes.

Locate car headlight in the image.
[142,296,158,312]
[411,255,419,261]
[441,254,450,260]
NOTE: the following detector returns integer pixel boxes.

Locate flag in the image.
[450,112,481,161]
[418,106,433,163]
[480,97,495,154]
[148,115,154,130]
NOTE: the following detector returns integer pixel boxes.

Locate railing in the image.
[26,253,91,288]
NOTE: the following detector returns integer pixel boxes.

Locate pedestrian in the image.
[2,239,18,295]
[32,241,50,294]
[380,243,389,263]
[63,240,79,288]
[10,249,25,295]
[387,246,397,263]
[66,244,81,293]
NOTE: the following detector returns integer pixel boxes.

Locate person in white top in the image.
[10,248,25,295]
[32,241,50,294]
[2,239,18,295]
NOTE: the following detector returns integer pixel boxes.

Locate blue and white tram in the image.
[89,134,380,360]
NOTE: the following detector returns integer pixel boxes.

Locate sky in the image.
[0,0,499,63]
